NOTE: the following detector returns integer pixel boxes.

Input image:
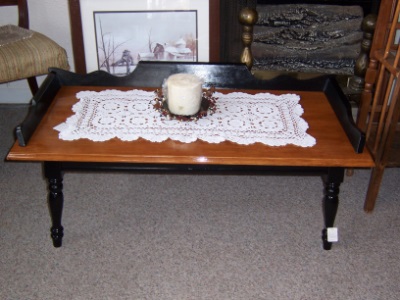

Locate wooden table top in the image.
[7,86,374,168]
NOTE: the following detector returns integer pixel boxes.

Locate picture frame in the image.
[93,10,198,76]
[68,0,220,74]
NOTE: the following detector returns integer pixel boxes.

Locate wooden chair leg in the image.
[27,77,39,95]
[364,164,386,212]
[346,168,354,176]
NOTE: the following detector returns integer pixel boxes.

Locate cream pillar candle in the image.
[166,73,203,116]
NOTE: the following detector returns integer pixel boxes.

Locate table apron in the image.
[43,161,344,177]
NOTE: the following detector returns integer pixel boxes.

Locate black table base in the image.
[43,162,344,250]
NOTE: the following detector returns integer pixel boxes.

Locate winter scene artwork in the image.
[94,10,198,76]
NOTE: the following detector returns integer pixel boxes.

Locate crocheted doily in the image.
[54,89,316,147]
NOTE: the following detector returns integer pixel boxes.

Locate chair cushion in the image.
[0,25,70,83]
[0,25,33,46]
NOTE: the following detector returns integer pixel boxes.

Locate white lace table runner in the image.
[54,89,316,147]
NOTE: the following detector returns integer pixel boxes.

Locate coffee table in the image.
[6,62,374,250]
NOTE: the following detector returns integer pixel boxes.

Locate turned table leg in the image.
[44,162,64,247]
[321,168,344,250]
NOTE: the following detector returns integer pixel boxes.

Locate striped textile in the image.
[0,25,69,83]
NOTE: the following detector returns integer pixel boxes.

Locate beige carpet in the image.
[1,105,400,299]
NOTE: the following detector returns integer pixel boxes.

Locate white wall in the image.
[0,0,74,103]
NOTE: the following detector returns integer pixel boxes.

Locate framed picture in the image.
[93,10,198,76]
[68,0,220,74]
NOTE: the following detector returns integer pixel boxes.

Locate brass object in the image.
[239,7,258,70]
[349,14,377,92]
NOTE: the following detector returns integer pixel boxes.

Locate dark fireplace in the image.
[220,0,380,75]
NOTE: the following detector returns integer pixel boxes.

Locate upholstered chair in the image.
[0,0,70,95]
